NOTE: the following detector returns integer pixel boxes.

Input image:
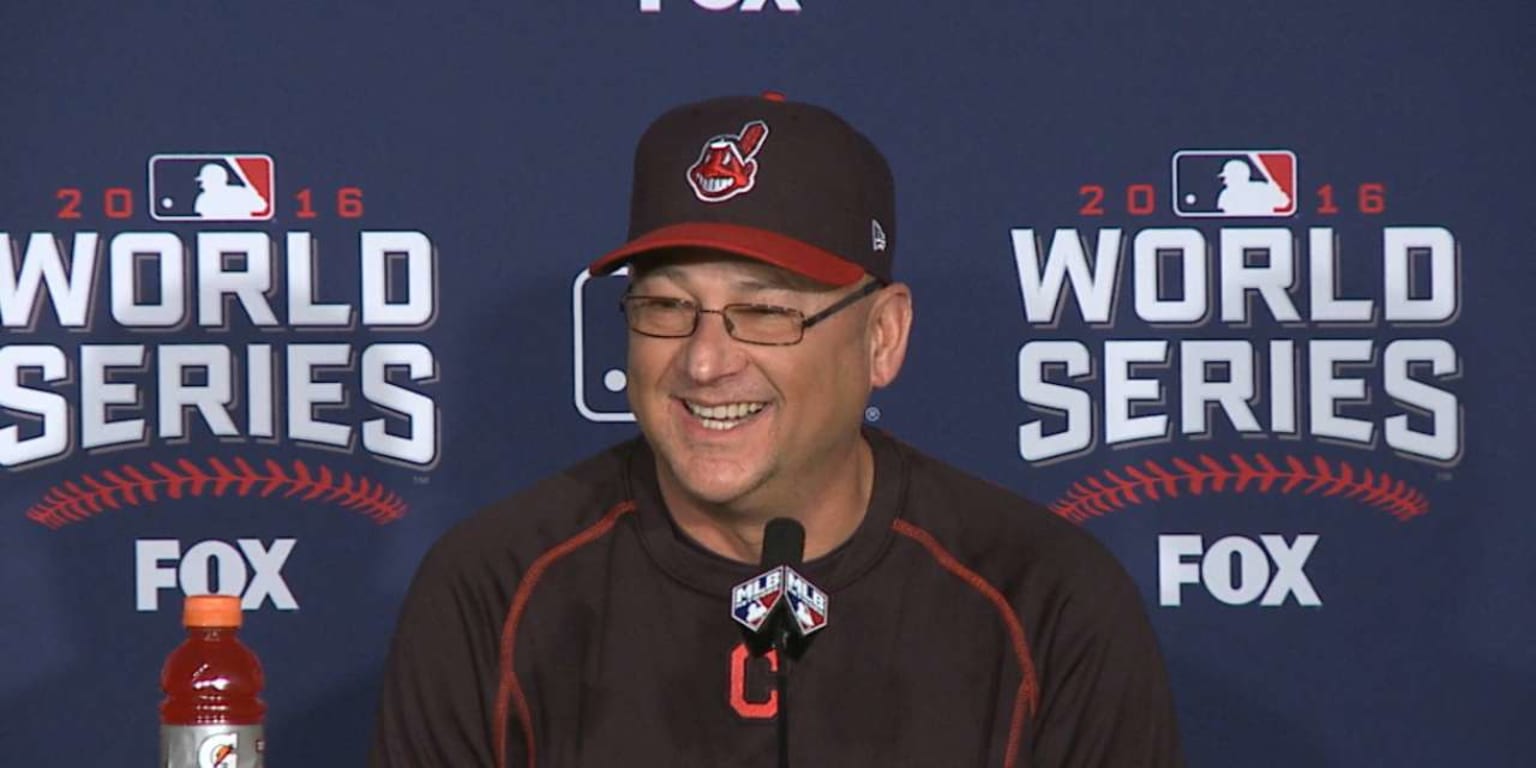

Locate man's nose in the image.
[682,310,746,384]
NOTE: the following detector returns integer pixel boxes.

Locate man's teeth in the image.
[689,402,765,420]
[687,401,766,430]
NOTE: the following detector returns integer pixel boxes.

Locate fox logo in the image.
[687,120,769,203]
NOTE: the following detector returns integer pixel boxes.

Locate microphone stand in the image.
[773,623,793,768]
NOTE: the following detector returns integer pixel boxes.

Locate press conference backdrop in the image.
[1,1,1531,765]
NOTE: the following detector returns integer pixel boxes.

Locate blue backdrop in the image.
[2,1,1532,764]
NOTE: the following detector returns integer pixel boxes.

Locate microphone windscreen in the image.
[761,518,805,569]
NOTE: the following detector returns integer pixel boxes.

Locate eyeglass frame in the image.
[618,279,886,346]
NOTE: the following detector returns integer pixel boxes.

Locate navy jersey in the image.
[371,429,1182,767]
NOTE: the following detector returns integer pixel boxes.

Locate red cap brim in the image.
[588,222,865,286]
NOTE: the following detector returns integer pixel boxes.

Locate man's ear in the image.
[866,283,912,389]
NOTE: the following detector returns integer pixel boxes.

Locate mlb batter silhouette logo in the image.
[1172,150,1297,218]
[149,154,275,221]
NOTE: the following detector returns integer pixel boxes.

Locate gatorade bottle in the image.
[161,594,266,767]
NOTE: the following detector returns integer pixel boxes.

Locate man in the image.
[371,92,1182,767]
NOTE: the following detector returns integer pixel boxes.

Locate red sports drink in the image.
[161,594,266,767]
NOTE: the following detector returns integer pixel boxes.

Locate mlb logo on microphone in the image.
[783,568,828,635]
[1172,149,1297,218]
[730,569,784,633]
[149,153,275,222]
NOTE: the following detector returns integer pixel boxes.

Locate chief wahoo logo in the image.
[687,120,769,203]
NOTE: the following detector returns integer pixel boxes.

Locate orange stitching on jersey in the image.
[892,518,1037,768]
[494,499,636,768]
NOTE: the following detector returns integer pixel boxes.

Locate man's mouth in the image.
[685,400,768,431]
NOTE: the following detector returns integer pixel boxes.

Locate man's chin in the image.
[676,474,756,506]
[660,457,769,508]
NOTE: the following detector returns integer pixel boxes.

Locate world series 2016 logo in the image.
[1014,148,1462,607]
[5,152,441,541]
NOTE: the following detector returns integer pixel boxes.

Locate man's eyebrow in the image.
[733,275,804,293]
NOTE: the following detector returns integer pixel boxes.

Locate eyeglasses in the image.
[620,280,883,346]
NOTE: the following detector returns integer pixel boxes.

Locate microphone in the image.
[729,518,830,659]
[728,518,829,768]
[762,517,805,569]
[759,519,804,657]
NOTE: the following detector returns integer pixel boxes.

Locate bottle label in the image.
[160,724,264,768]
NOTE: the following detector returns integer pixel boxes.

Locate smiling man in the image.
[619,253,896,563]
[371,93,1183,767]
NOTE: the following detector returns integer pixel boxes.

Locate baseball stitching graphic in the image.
[25,458,408,529]
[1050,453,1429,524]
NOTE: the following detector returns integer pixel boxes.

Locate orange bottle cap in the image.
[183,594,243,628]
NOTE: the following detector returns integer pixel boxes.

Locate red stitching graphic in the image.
[1050,453,1429,524]
[25,458,408,529]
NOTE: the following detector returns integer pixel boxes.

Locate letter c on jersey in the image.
[729,643,779,719]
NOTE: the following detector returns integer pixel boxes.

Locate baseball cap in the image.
[587,92,895,286]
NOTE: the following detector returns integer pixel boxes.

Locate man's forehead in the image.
[629,249,833,292]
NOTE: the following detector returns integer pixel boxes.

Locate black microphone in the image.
[762,517,805,569]
[731,518,831,658]
[759,518,805,657]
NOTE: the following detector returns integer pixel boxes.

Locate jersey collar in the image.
[623,426,907,596]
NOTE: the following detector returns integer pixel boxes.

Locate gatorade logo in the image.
[198,732,238,767]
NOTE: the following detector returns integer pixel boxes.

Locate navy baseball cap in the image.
[588,92,895,286]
